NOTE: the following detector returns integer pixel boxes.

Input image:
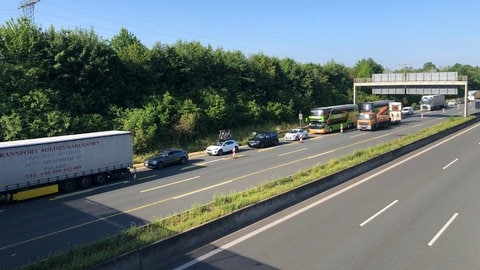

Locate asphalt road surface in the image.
[163,117,480,270]
[0,104,478,269]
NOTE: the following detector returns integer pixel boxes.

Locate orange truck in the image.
[357,100,392,131]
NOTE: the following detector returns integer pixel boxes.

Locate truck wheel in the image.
[61,179,77,193]
[77,176,92,189]
[94,174,107,185]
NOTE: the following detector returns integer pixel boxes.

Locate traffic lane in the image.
[1,129,400,251]
[0,114,451,250]
[0,113,467,269]
[114,126,423,221]
[166,123,480,269]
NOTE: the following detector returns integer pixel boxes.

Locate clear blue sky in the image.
[1,0,478,69]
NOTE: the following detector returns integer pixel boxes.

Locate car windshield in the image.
[254,133,265,139]
[288,130,298,133]
[215,141,224,146]
[358,114,373,120]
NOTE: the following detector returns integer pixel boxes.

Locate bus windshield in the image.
[310,110,328,116]
[309,120,325,128]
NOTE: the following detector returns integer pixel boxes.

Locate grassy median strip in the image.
[24,116,473,270]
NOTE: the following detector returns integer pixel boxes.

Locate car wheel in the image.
[179,157,187,165]
[155,162,164,169]
[218,149,223,156]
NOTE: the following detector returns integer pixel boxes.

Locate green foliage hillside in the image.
[2,18,480,154]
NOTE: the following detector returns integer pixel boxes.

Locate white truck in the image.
[0,131,133,201]
[420,95,445,111]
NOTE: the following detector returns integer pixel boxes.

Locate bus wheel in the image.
[94,174,108,185]
[77,176,92,189]
[61,179,77,193]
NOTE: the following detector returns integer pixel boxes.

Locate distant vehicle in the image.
[206,139,239,156]
[284,128,308,141]
[247,132,279,148]
[389,102,402,124]
[401,106,414,115]
[307,104,358,134]
[467,90,480,101]
[447,100,457,107]
[420,95,445,111]
[144,148,188,169]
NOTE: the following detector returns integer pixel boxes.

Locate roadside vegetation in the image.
[24,116,474,270]
[3,17,480,270]
[3,18,480,157]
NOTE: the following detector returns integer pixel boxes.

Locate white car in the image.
[283,128,308,141]
[206,140,239,156]
[447,100,457,106]
[401,107,414,116]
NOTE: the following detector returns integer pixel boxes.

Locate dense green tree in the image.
[320,60,352,105]
[2,18,480,152]
[47,28,122,119]
[175,99,204,142]
[110,28,152,107]
[350,58,384,78]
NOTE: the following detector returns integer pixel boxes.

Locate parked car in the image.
[144,148,189,169]
[206,139,239,156]
[247,132,279,148]
[284,128,308,141]
[401,106,414,116]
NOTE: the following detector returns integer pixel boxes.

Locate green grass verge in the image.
[23,116,474,270]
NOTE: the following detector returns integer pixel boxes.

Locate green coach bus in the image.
[307,104,358,134]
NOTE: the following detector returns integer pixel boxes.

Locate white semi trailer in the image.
[420,95,445,111]
[0,131,133,201]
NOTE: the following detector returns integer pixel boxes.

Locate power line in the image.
[18,0,40,23]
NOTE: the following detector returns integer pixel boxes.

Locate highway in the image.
[164,116,480,270]
[0,104,478,269]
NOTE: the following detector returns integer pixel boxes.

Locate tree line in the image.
[1,18,480,154]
